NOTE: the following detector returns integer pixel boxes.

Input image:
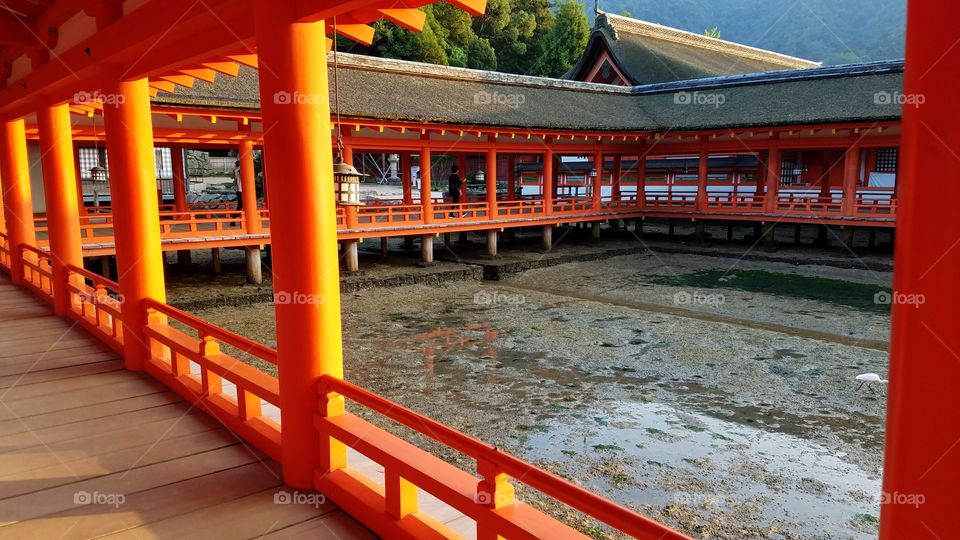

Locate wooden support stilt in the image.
[486,230,498,257]
[380,237,389,257]
[245,246,262,284]
[591,221,601,242]
[211,248,221,273]
[542,225,552,251]
[421,235,434,265]
[344,240,359,272]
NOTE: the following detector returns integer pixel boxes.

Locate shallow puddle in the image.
[522,399,881,538]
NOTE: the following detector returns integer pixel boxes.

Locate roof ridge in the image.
[628,59,904,95]
[598,11,821,69]
[332,52,635,95]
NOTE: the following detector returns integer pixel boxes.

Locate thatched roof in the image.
[152,53,903,132]
[566,13,821,85]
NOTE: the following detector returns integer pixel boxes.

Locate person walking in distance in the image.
[448,164,464,217]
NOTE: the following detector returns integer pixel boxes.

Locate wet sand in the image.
[186,249,890,539]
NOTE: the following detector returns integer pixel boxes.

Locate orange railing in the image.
[552,196,594,214]
[20,244,54,302]
[644,193,698,209]
[775,194,843,214]
[431,201,490,223]
[704,194,766,212]
[141,298,282,460]
[0,231,10,270]
[857,196,897,216]
[316,375,687,539]
[355,203,424,227]
[65,264,124,353]
[158,210,248,237]
[496,198,546,218]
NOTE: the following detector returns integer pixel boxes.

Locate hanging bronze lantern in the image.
[333,159,366,206]
[89,165,108,183]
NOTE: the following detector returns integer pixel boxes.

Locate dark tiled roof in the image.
[566,13,820,85]
[152,54,904,133]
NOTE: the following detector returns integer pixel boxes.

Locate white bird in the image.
[856,373,889,392]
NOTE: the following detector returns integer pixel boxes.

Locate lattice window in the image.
[154,147,173,179]
[78,147,108,180]
[875,148,898,173]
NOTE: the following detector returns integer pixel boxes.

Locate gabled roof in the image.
[566,12,821,85]
[152,53,903,133]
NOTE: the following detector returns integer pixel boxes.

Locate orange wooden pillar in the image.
[239,139,260,233]
[457,154,468,202]
[171,144,188,213]
[102,78,167,371]
[420,148,433,223]
[401,153,413,205]
[881,0,960,535]
[506,154,517,201]
[543,148,554,214]
[255,0,345,488]
[755,151,767,198]
[636,151,647,208]
[37,103,83,316]
[592,151,603,209]
[842,143,861,216]
[0,118,37,284]
[485,148,497,218]
[696,149,709,211]
[612,155,622,201]
[762,147,781,212]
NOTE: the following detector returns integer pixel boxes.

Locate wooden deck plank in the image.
[0,350,123,378]
[98,487,364,540]
[0,443,264,525]
[0,427,235,499]
[0,401,198,450]
[0,278,370,539]
[0,360,120,389]
[0,462,285,540]
[0,375,170,421]
[0,391,180,438]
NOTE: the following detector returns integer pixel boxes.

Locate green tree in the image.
[529,0,590,77]
[467,37,498,69]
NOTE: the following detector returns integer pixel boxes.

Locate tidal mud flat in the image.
[192,251,891,539]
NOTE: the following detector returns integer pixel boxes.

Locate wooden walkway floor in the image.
[0,278,373,539]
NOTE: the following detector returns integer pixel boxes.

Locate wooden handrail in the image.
[319,374,688,539]
[143,298,277,364]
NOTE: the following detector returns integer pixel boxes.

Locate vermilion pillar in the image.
[255,0,344,487]
[696,150,709,211]
[103,78,166,371]
[458,154,467,200]
[401,153,412,205]
[420,148,433,223]
[239,139,260,233]
[592,151,603,209]
[612,156,622,201]
[486,148,497,219]
[543,149,554,214]
[171,144,188,213]
[0,118,37,284]
[880,0,960,536]
[506,154,516,201]
[842,143,861,216]
[37,103,83,316]
[763,147,781,212]
[636,152,647,207]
